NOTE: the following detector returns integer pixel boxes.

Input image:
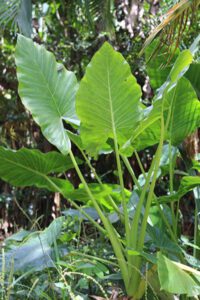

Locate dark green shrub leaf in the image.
[159,175,200,204]
[0,147,74,192]
[164,77,200,145]
[185,63,200,98]
[1,217,64,272]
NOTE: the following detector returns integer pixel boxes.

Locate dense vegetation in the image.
[0,1,200,299]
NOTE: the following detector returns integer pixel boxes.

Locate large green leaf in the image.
[121,50,194,155]
[0,147,74,192]
[154,49,193,104]
[168,50,193,84]
[146,46,192,94]
[120,106,161,155]
[145,40,179,91]
[76,42,142,156]
[15,35,79,155]
[157,252,200,297]
[164,77,200,145]
[159,176,200,204]
[121,77,199,155]
[67,130,112,155]
[1,217,64,272]
[150,76,200,147]
[67,183,130,211]
[185,63,200,98]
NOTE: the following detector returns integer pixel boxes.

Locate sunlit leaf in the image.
[145,40,179,90]
[140,0,200,61]
[121,57,198,155]
[157,252,200,297]
[76,42,142,156]
[16,35,79,155]
[68,183,131,211]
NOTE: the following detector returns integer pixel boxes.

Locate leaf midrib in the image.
[31,49,68,147]
[2,155,49,181]
[106,62,117,138]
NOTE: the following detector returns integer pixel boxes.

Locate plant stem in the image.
[175,199,180,236]
[123,154,178,246]
[68,149,130,289]
[136,149,179,246]
[79,148,123,219]
[127,151,156,296]
[113,136,131,243]
[193,187,200,259]
[138,115,164,251]
[123,153,177,244]
[130,155,156,248]
[121,155,140,190]
[169,140,176,234]
[106,65,130,244]
[45,176,105,234]
[128,115,164,297]
[113,136,134,277]
[134,150,146,176]
[69,252,118,267]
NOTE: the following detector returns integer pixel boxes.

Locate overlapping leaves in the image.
[121,50,199,156]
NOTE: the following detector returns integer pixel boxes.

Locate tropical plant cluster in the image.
[0,0,200,299]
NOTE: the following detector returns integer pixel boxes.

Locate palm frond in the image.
[0,0,20,28]
[140,0,200,61]
[82,0,114,36]
[0,0,32,36]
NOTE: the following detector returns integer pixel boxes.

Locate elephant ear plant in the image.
[1,35,200,299]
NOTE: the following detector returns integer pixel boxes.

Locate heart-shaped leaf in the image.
[16,35,79,154]
[76,42,142,156]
